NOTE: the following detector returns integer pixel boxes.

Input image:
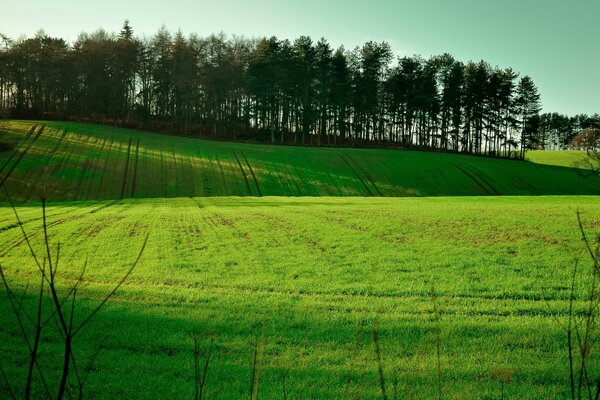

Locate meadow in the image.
[1,121,600,399]
[1,196,600,399]
[0,120,598,202]
[527,150,589,168]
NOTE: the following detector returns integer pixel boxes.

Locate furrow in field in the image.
[113,279,572,305]
[337,153,373,196]
[450,162,494,195]
[239,150,262,197]
[346,154,383,196]
[231,149,252,195]
[470,167,501,195]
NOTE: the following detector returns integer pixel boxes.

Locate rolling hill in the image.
[527,149,589,168]
[0,120,598,202]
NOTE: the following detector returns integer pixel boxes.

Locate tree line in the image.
[1,21,587,158]
[537,113,600,150]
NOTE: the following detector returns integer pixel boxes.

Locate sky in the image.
[1,0,599,115]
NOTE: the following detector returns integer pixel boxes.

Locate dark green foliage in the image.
[0,24,574,157]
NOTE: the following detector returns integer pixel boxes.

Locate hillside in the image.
[0,120,598,202]
[527,149,589,168]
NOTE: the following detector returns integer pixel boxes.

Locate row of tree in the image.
[0,22,564,158]
[537,113,600,150]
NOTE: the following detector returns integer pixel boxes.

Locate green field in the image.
[527,150,589,168]
[1,120,598,202]
[1,121,600,399]
[1,196,600,399]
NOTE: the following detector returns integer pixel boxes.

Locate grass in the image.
[526,150,589,168]
[1,196,600,398]
[0,120,598,202]
[1,119,599,398]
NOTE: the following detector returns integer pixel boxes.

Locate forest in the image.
[0,22,598,157]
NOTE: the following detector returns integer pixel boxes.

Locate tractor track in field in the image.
[337,153,374,196]
[450,162,497,195]
[471,169,501,195]
[231,149,252,195]
[345,154,383,196]
[239,150,262,196]
[132,280,561,306]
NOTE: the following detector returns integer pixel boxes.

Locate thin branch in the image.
[2,185,45,276]
[0,263,51,398]
[25,259,45,400]
[68,344,83,400]
[40,257,88,330]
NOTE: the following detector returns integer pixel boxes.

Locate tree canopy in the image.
[1,22,594,157]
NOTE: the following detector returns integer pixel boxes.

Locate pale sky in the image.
[2,0,599,115]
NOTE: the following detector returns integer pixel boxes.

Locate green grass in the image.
[527,149,589,168]
[1,196,600,399]
[1,120,599,398]
[0,120,598,202]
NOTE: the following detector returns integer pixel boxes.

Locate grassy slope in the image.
[527,149,589,168]
[1,196,600,399]
[0,120,598,202]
